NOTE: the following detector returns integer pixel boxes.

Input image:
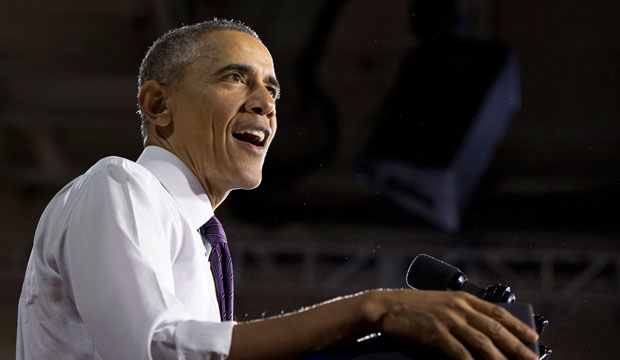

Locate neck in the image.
[144,132,229,209]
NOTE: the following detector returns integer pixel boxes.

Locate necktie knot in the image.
[200,216,227,245]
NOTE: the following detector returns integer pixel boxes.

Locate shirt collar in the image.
[137,145,213,230]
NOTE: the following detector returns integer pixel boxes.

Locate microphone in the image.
[406,254,516,303]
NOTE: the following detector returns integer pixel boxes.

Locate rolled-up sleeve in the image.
[63,161,233,359]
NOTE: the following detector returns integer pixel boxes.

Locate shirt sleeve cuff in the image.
[151,320,235,359]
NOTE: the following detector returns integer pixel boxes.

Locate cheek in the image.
[195,104,225,136]
[177,99,208,131]
[270,118,278,139]
[210,101,240,129]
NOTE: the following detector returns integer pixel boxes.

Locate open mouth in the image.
[232,129,267,147]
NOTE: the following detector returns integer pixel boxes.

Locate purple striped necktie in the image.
[200,216,234,321]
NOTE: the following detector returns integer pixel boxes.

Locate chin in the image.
[236,172,262,190]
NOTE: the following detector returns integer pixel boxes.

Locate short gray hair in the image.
[137,18,260,140]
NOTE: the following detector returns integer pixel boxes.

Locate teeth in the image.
[238,129,265,142]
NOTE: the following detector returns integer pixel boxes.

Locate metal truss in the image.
[5,228,618,313]
[230,234,620,310]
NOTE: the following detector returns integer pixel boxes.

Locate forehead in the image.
[195,30,275,75]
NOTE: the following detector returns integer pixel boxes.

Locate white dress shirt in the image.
[17,146,234,359]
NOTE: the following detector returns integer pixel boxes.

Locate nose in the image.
[244,85,276,117]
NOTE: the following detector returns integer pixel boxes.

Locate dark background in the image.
[1,0,619,358]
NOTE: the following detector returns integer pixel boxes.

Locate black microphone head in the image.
[406,254,464,290]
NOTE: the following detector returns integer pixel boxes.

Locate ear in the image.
[138,80,172,126]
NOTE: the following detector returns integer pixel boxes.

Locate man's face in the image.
[165,30,279,201]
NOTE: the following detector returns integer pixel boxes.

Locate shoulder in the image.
[83,156,156,184]
[71,155,166,195]
[66,155,165,211]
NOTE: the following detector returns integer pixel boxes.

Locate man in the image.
[17,19,539,360]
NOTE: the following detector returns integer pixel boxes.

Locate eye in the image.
[267,87,278,99]
[224,73,243,82]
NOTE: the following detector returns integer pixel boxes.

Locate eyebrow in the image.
[215,63,281,98]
